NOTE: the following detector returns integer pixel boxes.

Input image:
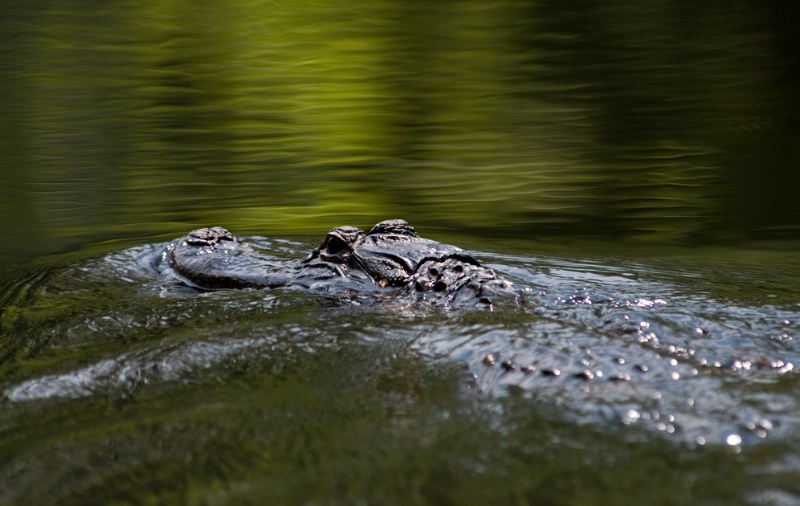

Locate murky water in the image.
[1,234,799,504]
[2,0,800,503]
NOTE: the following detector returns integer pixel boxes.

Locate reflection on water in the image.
[2,1,800,504]
[1,0,800,261]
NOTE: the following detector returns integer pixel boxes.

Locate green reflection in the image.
[1,0,799,260]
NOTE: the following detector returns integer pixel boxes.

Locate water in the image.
[2,0,800,504]
[1,235,799,504]
[3,0,800,260]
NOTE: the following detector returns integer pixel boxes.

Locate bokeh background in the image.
[2,0,799,258]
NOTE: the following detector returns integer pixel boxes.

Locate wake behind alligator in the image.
[2,220,799,449]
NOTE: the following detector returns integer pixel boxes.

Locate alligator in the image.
[3,219,797,453]
[163,219,519,306]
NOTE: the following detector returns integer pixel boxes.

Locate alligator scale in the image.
[165,219,517,305]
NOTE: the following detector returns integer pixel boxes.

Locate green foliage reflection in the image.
[1,0,799,260]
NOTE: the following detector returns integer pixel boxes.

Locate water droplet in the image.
[622,409,641,425]
[725,434,742,446]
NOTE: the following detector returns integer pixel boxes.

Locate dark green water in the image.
[2,1,800,504]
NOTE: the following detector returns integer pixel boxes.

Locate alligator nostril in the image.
[433,281,447,292]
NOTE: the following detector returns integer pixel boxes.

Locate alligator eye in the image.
[325,235,349,255]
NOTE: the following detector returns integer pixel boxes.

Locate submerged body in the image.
[165,219,517,306]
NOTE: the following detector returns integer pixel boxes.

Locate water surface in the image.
[2,0,800,503]
[2,234,799,504]
[2,0,800,260]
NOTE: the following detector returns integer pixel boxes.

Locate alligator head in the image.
[166,219,516,304]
